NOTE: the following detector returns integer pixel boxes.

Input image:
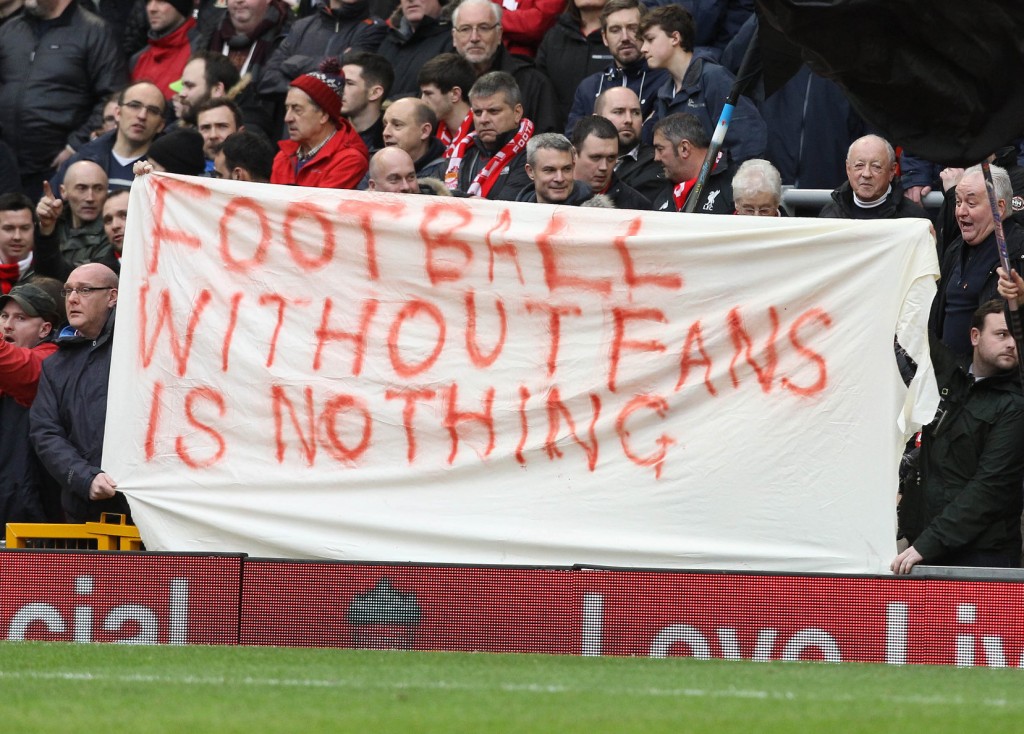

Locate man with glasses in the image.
[451,0,559,134]
[31,263,129,523]
[49,81,167,192]
[564,0,666,137]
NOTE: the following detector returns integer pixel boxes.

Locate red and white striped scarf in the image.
[437,111,475,158]
[444,118,534,197]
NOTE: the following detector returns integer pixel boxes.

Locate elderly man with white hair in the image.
[930,163,1024,357]
[451,0,559,133]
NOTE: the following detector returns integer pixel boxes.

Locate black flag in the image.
[756,0,1024,166]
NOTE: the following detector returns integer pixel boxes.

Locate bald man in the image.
[383,97,448,180]
[30,263,128,522]
[368,147,419,194]
[819,134,929,220]
[36,160,113,267]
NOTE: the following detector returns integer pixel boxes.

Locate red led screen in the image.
[3,550,1023,667]
[0,551,243,645]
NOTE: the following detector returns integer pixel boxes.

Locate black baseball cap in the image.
[0,283,61,325]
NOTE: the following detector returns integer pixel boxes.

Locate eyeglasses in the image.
[121,100,164,118]
[454,22,500,36]
[737,206,779,216]
[61,286,114,298]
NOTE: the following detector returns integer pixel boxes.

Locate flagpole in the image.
[980,161,1024,384]
[684,23,761,213]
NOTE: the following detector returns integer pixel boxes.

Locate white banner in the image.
[106,174,939,573]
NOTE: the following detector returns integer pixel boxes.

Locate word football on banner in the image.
[106,174,939,573]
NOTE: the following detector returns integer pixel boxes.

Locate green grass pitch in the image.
[0,642,1021,732]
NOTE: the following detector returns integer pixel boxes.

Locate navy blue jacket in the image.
[30,309,131,522]
[647,57,766,165]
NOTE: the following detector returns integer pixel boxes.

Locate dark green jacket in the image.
[901,336,1024,562]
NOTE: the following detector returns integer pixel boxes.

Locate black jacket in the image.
[899,336,1024,564]
[378,13,454,99]
[515,180,593,205]
[819,180,930,220]
[0,1,127,175]
[30,309,130,522]
[929,219,1024,352]
[652,153,735,214]
[535,13,611,133]
[258,0,386,97]
[414,137,448,180]
[604,175,652,211]
[32,229,120,283]
[615,143,665,203]
[455,129,532,201]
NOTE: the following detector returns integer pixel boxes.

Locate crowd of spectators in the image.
[2,0,1024,574]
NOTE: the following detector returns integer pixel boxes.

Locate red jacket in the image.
[131,18,198,99]
[0,338,58,408]
[271,121,369,189]
[493,0,561,58]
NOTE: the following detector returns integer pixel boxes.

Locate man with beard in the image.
[565,0,666,136]
[173,52,241,126]
[895,300,1024,573]
[650,112,734,214]
[594,86,663,201]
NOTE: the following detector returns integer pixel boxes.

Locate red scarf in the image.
[672,178,697,211]
[0,263,19,294]
[437,111,474,158]
[445,118,534,197]
[672,151,722,211]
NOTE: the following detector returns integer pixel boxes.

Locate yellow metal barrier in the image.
[5,513,141,551]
